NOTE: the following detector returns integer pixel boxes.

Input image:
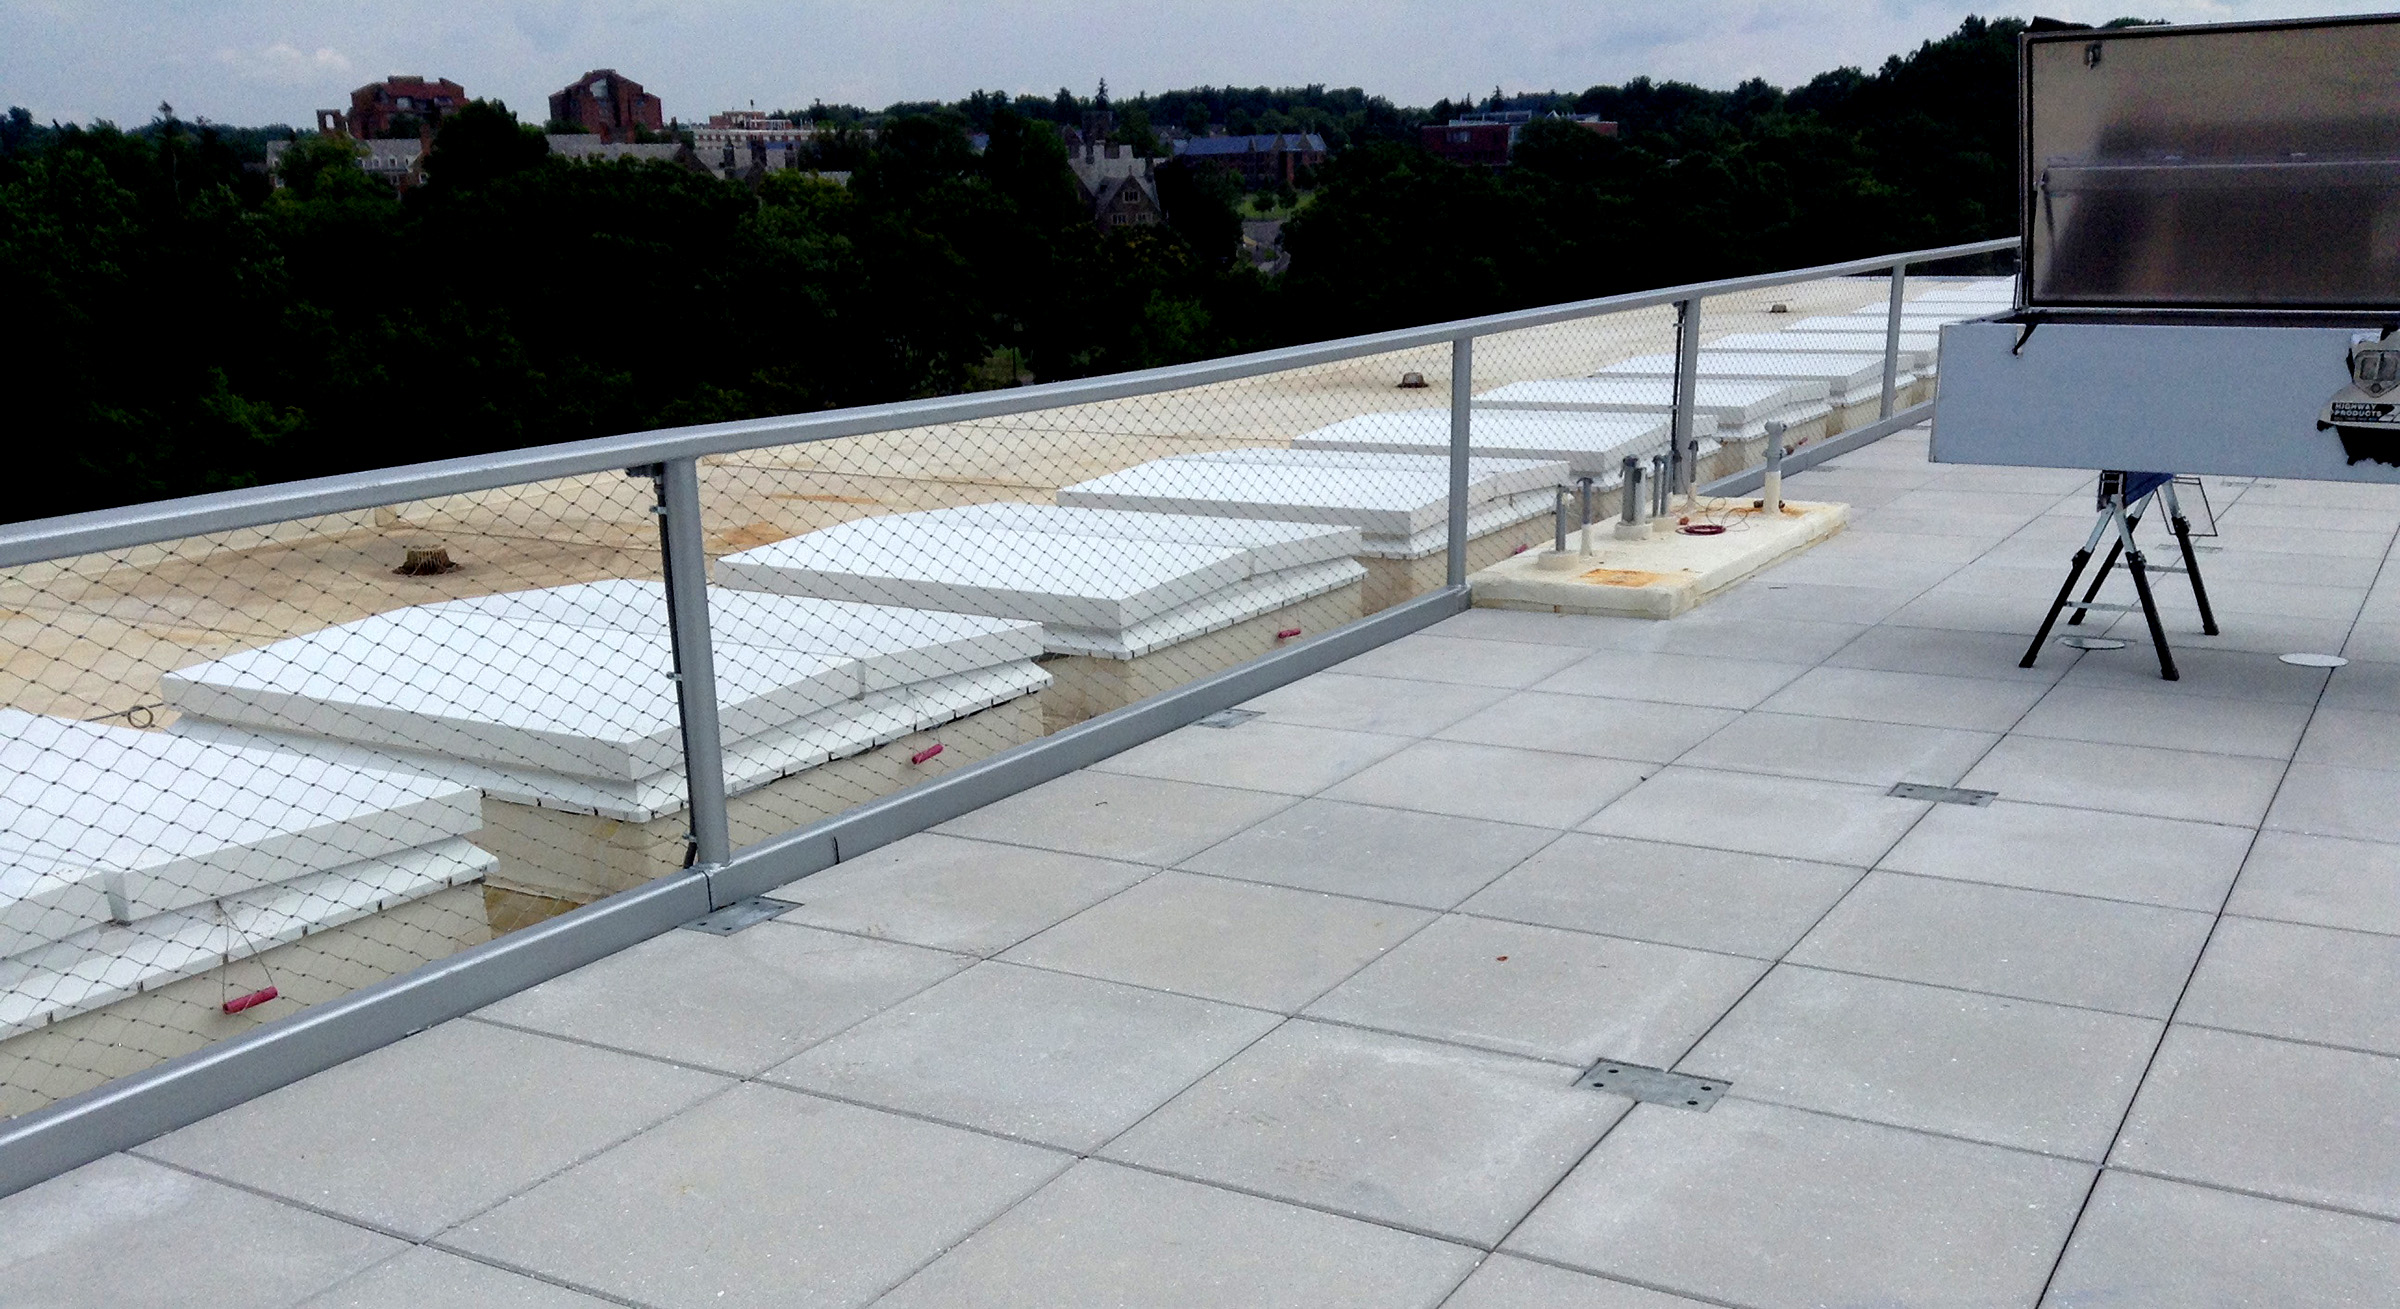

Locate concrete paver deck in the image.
[7,426,2400,1306]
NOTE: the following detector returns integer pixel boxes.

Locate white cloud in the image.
[216,41,352,86]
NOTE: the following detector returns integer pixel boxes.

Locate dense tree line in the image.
[4,16,2047,518]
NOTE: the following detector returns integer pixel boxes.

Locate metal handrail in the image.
[0,237,2012,569]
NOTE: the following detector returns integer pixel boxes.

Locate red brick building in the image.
[548,70,665,144]
[343,76,467,139]
[1422,112,1618,167]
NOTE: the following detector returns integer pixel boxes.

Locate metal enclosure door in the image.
[2025,15,2400,311]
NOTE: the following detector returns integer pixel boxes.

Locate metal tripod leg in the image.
[2068,507,2145,626]
[2023,510,2116,668]
[2162,482,2219,636]
[2114,496,2179,680]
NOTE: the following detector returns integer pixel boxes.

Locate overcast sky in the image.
[3,0,2387,128]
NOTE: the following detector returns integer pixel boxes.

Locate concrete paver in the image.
[764,961,1279,1150]
[1786,871,2214,1017]
[1459,832,1862,959]
[444,1082,1071,1309]
[761,832,1151,957]
[2180,915,2400,1055]
[1580,766,1931,867]
[473,922,971,1076]
[134,1020,726,1239]
[1879,799,2254,911]
[2042,1171,2400,1308]
[1321,738,1652,828]
[1683,965,2159,1160]
[1306,913,1763,1067]
[1440,1256,1717,1308]
[1503,1097,2094,1309]
[0,1153,402,1309]
[1102,1021,1627,1244]
[998,869,1432,1010]
[872,1161,1480,1308]
[2224,830,2400,935]
[1176,797,1558,909]
[297,1246,615,1308]
[2114,1025,2400,1220]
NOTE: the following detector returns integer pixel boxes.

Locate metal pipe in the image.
[1651,453,1670,519]
[1881,263,1908,419]
[1616,456,1647,541]
[0,239,2012,571]
[653,459,732,871]
[1761,420,1786,516]
[1670,298,1701,501]
[1577,476,1596,555]
[1447,336,1473,587]
[1553,486,1569,554]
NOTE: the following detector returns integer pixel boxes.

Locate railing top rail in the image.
[0,237,2012,569]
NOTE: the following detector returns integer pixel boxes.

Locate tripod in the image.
[2021,471,2217,681]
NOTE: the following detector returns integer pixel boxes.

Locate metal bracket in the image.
[1577,1060,1728,1110]
[1889,782,1997,806]
[679,896,790,936]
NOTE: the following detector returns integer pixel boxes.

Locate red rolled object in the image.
[222,986,279,1014]
[910,743,945,765]
[1276,627,1303,640]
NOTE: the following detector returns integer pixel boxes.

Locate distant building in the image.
[1170,132,1327,189]
[1068,143,1164,229]
[544,135,692,168]
[692,111,815,179]
[327,76,467,140]
[263,136,428,191]
[548,70,664,143]
[1422,111,1617,167]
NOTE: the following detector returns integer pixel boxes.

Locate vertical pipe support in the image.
[653,457,733,874]
[1880,262,1908,419]
[1761,420,1786,516]
[1446,336,1473,587]
[1671,298,1701,501]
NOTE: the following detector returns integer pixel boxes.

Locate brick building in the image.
[1422,111,1617,167]
[332,76,467,139]
[548,70,664,143]
[1170,133,1327,190]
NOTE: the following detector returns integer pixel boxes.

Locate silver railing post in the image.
[651,457,733,873]
[1447,335,1473,587]
[1671,297,1701,501]
[1881,261,1909,419]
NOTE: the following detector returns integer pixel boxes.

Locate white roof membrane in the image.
[0,710,481,932]
[1705,331,1939,367]
[1593,351,1909,404]
[1056,449,1568,539]
[160,586,1043,782]
[1288,409,1717,478]
[425,580,1041,693]
[1471,377,1827,439]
